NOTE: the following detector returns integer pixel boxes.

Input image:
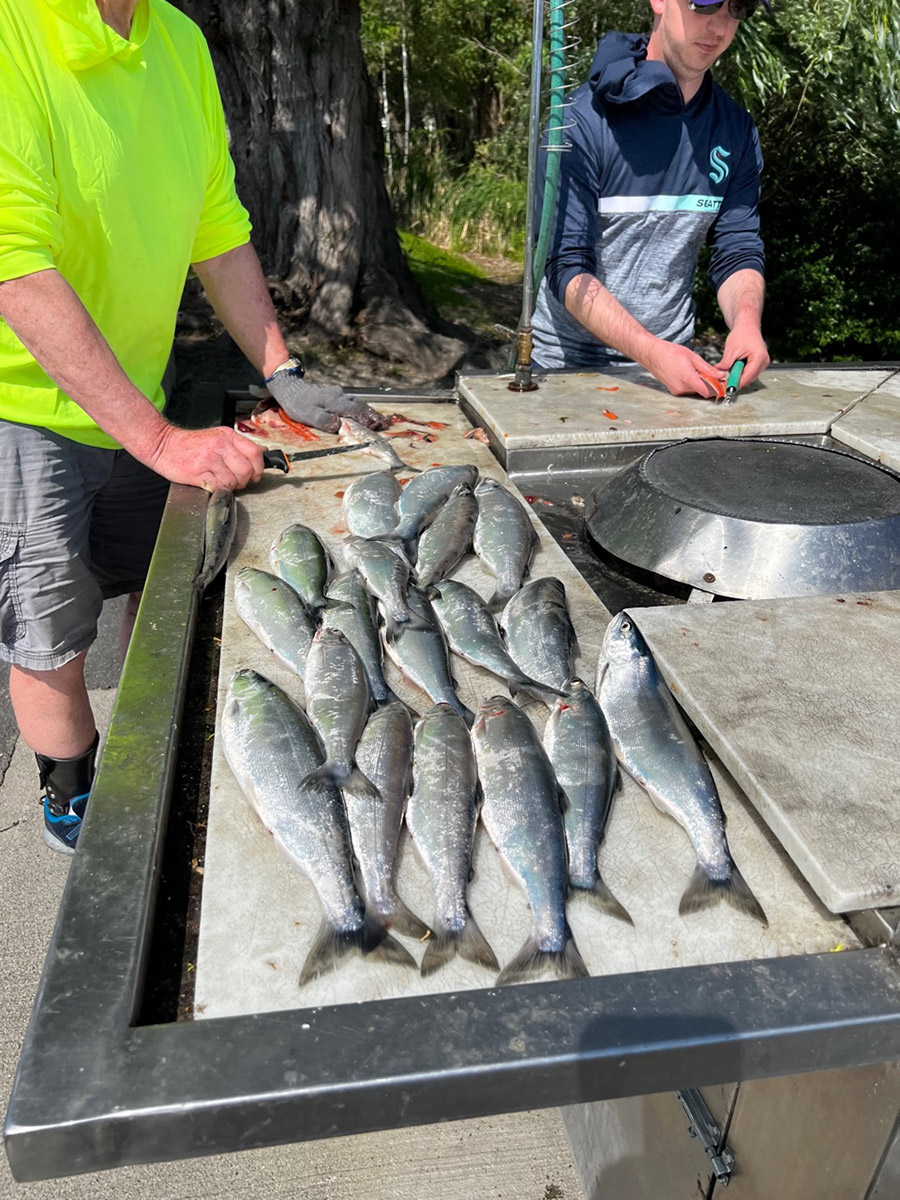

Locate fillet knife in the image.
[262,442,375,473]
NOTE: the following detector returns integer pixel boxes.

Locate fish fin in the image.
[387,898,432,941]
[497,925,589,986]
[595,657,608,692]
[408,610,436,633]
[487,589,512,615]
[383,613,404,643]
[322,597,356,613]
[507,675,565,709]
[421,912,500,977]
[573,876,633,926]
[298,762,336,790]
[345,766,383,806]
[679,864,768,926]
[362,911,418,970]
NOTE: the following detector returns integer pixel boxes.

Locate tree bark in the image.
[176,0,465,376]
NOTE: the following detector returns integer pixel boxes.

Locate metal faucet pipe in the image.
[508,0,545,392]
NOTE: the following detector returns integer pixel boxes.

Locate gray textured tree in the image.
[177,0,464,375]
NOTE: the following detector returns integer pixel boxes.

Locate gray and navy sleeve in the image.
[707,120,765,292]
[541,101,603,305]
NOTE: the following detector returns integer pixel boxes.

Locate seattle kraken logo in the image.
[709,145,731,184]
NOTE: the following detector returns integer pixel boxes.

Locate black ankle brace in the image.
[36,731,100,815]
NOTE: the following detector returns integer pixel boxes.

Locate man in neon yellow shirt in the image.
[0,0,384,852]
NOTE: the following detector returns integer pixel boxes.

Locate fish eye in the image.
[621,620,631,632]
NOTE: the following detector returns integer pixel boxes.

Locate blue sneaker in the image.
[42,792,89,856]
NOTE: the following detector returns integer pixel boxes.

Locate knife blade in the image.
[262,442,375,473]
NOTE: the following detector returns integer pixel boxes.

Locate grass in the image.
[398,230,491,310]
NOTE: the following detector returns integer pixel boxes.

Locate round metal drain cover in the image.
[586,438,900,599]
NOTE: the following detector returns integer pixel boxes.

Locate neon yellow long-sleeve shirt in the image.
[0,0,252,447]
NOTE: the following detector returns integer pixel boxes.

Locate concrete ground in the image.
[0,599,583,1200]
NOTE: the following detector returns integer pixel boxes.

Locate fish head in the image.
[602,612,649,666]
[227,667,268,702]
[473,694,513,735]
[474,476,500,497]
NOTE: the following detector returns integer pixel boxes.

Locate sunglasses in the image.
[687,0,761,18]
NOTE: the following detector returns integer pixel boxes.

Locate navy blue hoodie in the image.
[531,32,764,369]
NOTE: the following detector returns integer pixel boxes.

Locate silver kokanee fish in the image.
[414,481,478,589]
[383,585,474,725]
[394,464,479,558]
[472,477,538,612]
[221,670,414,985]
[344,702,430,939]
[269,524,333,611]
[500,577,580,692]
[196,488,236,594]
[597,612,767,925]
[302,627,377,799]
[342,535,429,639]
[544,679,631,924]
[338,416,415,472]
[342,471,401,539]
[233,566,316,679]
[406,704,499,976]
[472,696,588,985]
[321,570,397,705]
[429,579,562,707]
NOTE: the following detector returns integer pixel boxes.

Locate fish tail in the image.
[372,684,402,707]
[507,674,565,709]
[487,588,513,615]
[421,911,500,977]
[572,875,633,925]
[345,765,383,806]
[299,762,338,790]
[496,924,589,986]
[362,910,418,969]
[679,863,768,926]
[298,911,416,986]
[371,894,432,941]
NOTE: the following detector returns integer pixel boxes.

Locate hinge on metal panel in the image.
[676,1089,735,1186]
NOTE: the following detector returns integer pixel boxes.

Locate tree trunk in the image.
[176,0,465,375]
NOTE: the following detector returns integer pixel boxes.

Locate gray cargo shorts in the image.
[0,419,170,671]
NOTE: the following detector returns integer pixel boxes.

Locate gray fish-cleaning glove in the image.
[264,358,390,433]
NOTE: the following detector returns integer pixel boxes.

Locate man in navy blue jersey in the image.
[532,0,771,398]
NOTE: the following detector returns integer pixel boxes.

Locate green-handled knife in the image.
[723,358,746,404]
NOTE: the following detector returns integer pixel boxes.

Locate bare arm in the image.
[715,268,769,386]
[191,242,290,377]
[563,273,725,399]
[0,268,262,490]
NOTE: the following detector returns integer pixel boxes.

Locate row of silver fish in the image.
[342,464,537,610]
